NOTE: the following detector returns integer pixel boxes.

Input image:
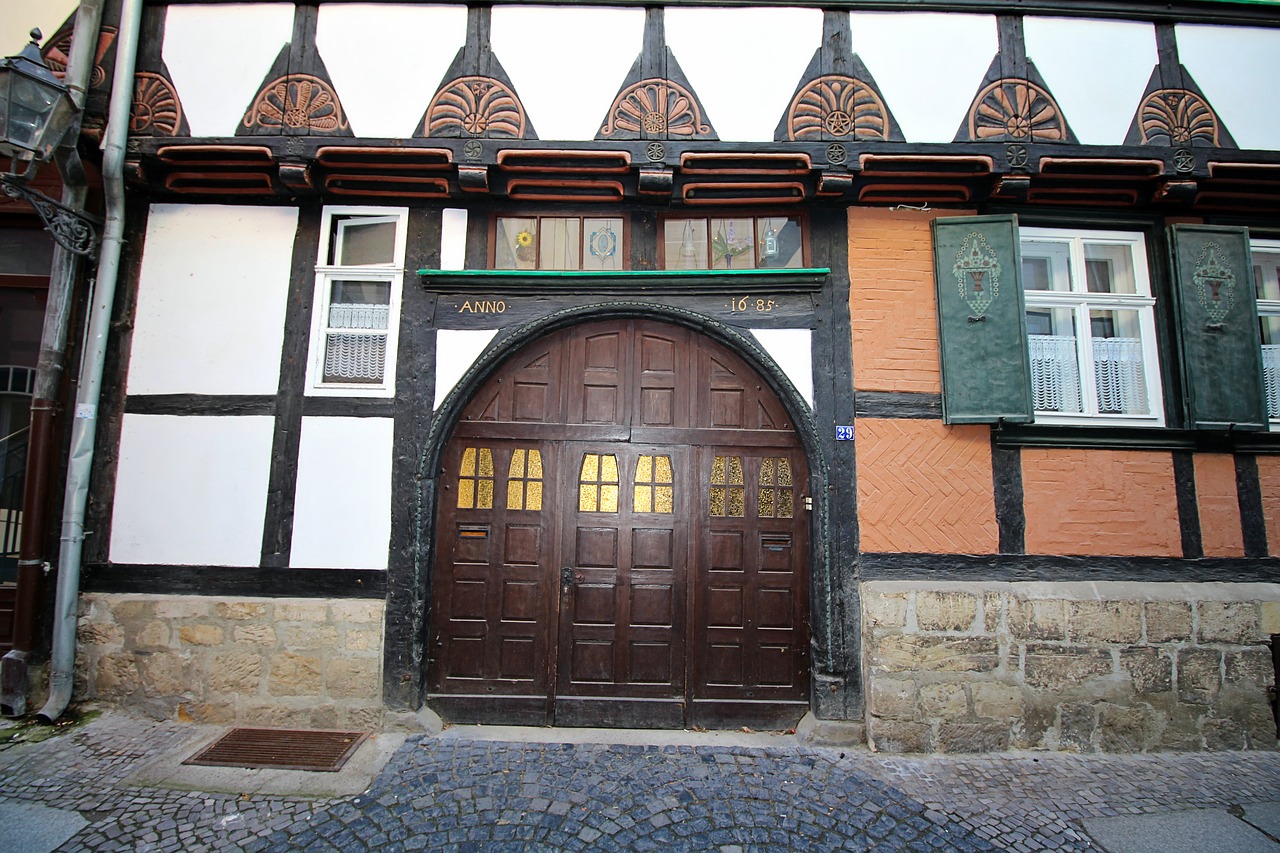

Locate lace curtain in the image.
[1264,344,1280,419]
[1030,335,1147,414]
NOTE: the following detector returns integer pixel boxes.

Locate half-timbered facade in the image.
[11,0,1280,750]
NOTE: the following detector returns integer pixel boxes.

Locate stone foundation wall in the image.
[75,594,385,729]
[862,580,1280,753]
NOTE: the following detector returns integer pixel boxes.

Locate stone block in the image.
[1225,648,1274,689]
[794,713,866,746]
[275,602,329,622]
[95,653,141,698]
[268,653,324,696]
[215,601,268,621]
[340,705,387,731]
[917,683,968,718]
[862,593,909,630]
[135,620,171,650]
[208,652,264,694]
[282,624,340,650]
[982,592,1003,634]
[868,676,917,719]
[1008,598,1067,641]
[936,721,1009,753]
[177,701,235,725]
[1262,600,1280,635]
[1120,646,1172,695]
[343,628,382,652]
[308,704,339,729]
[1177,648,1222,705]
[154,599,209,619]
[972,682,1023,720]
[1059,702,1097,753]
[178,624,224,647]
[77,621,124,648]
[1097,703,1156,752]
[140,652,193,697]
[871,635,1002,674]
[869,719,932,753]
[1013,701,1057,750]
[1023,645,1113,690]
[330,601,384,625]
[1199,601,1261,645]
[1067,600,1142,644]
[111,599,156,621]
[326,658,382,700]
[240,702,313,728]
[1145,601,1193,644]
[233,624,277,647]
[1201,716,1246,750]
[916,591,979,633]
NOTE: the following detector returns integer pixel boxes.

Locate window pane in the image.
[335,218,396,265]
[665,219,708,270]
[1255,251,1280,301]
[323,333,386,383]
[1083,243,1137,294]
[585,218,623,271]
[711,218,755,270]
[1090,309,1148,414]
[328,281,390,330]
[538,217,581,270]
[1021,242,1071,291]
[1262,317,1280,419]
[496,218,537,269]
[1028,307,1082,413]
[756,217,803,269]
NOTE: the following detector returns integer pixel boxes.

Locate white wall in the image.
[1178,24,1280,151]
[163,3,294,137]
[128,204,297,396]
[750,329,813,409]
[110,415,274,566]
[290,417,394,569]
[436,329,497,409]
[1024,17,1156,145]
[2,0,79,54]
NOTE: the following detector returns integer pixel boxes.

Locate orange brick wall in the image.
[1022,449,1180,557]
[848,208,972,394]
[1258,455,1280,556]
[1194,453,1243,557]
[855,419,997,553]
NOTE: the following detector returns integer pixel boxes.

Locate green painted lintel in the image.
[417,267,831,294]
[417,268,830,279]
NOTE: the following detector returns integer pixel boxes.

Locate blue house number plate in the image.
[835,425,854,441]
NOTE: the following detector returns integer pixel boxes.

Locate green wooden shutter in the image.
[932,215,1033,424]
[1168,224,1267,431]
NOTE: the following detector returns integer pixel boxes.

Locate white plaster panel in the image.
[849,12,997,143]
[1177,24,1280,151]
[440,208,468,271]
[666,7,822,142]
[128,204,296,396]
[317,4,466,138]
[109,415,274,566]
[492,6,643,141]
[435,329,497,409]
[1024,18,1156,145]
[163,3,294,137]
[750,328,813,409]
[290,417,393,570]
[3,0,80,54]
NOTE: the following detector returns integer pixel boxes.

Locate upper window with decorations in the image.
[661,216,805,270]
[493,216,625,271]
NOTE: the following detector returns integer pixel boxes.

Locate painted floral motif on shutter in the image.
[506,449,545,511]
[633,455,674,514]
[1194,242,1237,328]
[457,447,495,510]
[578,454,619,513]
[953,232,1003,319]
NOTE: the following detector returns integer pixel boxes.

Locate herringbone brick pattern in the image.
[855,419,997,554]
[1194,453,1244,557]
[848,208,971,394]
[1022,448,1180,557]
[1258,455,1280,556]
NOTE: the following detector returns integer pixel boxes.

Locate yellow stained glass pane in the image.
[477,478,494,509]
[458,479,475,509]
[728,456,744,486]
[760,457,775,486]
[461,447,477,477]
[728,487,745,517]
[478,449,494,478]
[759,488,775,518]
[779,489,794,518]
[601,484,619,513]
[507,480,524,511]
[655,485,673,513]
[636,455,653,484]
[529,450,543,479]
[711,455,727,485]
[601,455,619,483]
[509,449,526,478]
[581,454,599,482]
[580,484,598,513]
[527,481,543,511]
[778,458,793,487]
[655,456,673,483]
[710,486,726,516]
[635,485,652,513]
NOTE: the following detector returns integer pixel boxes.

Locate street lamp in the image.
[0,28,99,257]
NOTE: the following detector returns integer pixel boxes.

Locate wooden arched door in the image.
[428,319,810,728]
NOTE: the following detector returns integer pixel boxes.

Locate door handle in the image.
[561,566,576,590]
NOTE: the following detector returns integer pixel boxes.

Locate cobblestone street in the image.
[1,712,1279,851]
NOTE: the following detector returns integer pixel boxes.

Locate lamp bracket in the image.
[0,174,101,258]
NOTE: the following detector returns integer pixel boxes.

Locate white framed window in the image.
[306,206,408,397]
[1253,239,1280,423]
[1021,227,1164,427]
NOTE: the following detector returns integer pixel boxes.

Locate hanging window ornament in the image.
[679,220,698,269]
[589,223,617,264]
[762,225,779,263]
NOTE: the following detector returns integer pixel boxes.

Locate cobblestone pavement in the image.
[1,711,1279,852]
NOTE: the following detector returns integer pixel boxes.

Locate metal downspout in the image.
[0,0,104,718]
[37,0,142,723]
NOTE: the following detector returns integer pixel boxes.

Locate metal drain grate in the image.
[182,727,369,772]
